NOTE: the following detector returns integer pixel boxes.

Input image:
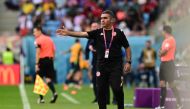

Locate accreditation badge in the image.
[105,49,109,58]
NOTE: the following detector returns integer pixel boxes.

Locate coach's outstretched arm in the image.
[56,26,89,38]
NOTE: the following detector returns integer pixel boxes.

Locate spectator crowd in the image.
[4,0,163,37]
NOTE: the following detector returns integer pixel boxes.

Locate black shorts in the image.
[70,62,80,73]
[38,57,54,79]
[159,61,176,82]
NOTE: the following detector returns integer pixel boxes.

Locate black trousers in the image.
[97,61,124,109]
[92,64,97,100]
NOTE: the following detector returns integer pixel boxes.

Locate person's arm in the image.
[56,27,89,38]
[159,48,168,57]
[125,47,131,64]
[120,29,132,73]
[34,40,41,73]
[62,49,71,55]
[124,47,132,73]
[159,40,173,57]
[35,47,40,73]
[52,42,56,59]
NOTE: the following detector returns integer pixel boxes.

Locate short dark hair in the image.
[102,10,115,18]
[34,25,43,32]
[163,25,172,34]
[6,47,11,51]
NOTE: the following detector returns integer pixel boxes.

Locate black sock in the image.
[48,82,56,94]
[171,87,181,105]
[65,79,70,84]
[73,80,79,85]
[39,95,43,99]
[160,87,166,107]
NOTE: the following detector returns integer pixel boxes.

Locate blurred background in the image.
[0,0,190,109]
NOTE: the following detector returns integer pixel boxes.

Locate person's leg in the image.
[167,61,183,108]
[146,71,151,87]
[152,68,158,87]
[160,80,167,107]
[105,84,110,105]
[65,63,75,84]
[92,65,97,102]
[64,63,76,90]
[157,62,167,108]
[46,59,58,103]
[46,78,58,103]
[110,74,124,109]
[112,94,117,105]
[97,70,108,109]
[37,60,45,103]
[169,82,182,108]
[73,70,83,89]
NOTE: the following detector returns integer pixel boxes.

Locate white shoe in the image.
[155,106,165,109]
[37,98,45,104]
[177,104,183,109]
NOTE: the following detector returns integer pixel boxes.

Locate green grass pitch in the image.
[0,85,149,109]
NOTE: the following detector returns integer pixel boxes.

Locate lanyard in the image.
[103,27,115,50]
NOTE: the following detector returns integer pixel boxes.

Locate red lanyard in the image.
[103,27,115,50]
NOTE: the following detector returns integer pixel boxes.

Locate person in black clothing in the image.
[86,22,117,105]
[56,10,132,109]
[85,22,100,103]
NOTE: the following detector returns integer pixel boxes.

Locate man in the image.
[85,22,100,103]
[155,25,183,109]
[34,25,58,104]
[139,40,158,87]
[86,22,116,105]
[63,39,83,90]
[56,10,131,109]
[2,47,15,65]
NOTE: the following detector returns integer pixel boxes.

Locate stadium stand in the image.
[11,0,167,37]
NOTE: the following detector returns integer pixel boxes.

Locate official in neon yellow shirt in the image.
[2,47,14,65]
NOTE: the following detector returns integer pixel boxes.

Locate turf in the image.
[0,85,149,109]
[0,86,22,109]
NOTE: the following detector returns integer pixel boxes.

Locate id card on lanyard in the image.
[103,27,115,58]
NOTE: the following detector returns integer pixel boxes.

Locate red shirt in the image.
[161,36,176,62]
[35,34,55,58]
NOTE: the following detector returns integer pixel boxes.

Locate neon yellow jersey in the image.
[2,51,14,65]
[70,43,82,63]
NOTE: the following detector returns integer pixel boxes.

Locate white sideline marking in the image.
[19,84,31,109]
[61,93,80,104]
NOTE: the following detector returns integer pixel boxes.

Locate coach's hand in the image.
[56,26,68,36]
[124,63,131,74]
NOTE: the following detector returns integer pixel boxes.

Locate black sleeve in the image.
[87,29,98,39]
[85,40,90,60]
[89,39,94,45]
[120,30,129,48]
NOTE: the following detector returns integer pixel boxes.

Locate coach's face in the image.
[101,13,112,29]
